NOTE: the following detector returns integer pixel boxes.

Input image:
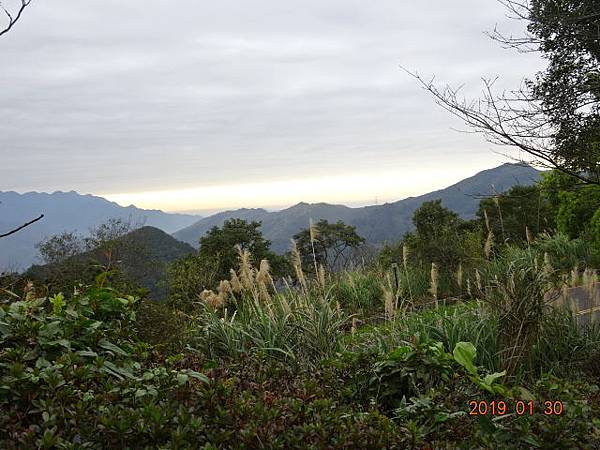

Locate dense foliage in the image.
[528,0,600,182]
[198,219,289,282]
[293,219,365,272]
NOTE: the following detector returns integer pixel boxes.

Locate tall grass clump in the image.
[478,246,560,378]
[190,246,350,365]
[346,303,500,372]
[330,271,383,318]
[529,307,600,378]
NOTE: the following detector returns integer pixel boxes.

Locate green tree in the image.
[477,185,555,245]
[539,170,600,238]
[293,220,365,272]
[29,218,143,296]
[36,231,85,265]
[167,254,220,310]
[406,200,481,270]
[198,219,288,282]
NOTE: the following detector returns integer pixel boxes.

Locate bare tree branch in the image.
[0,213,44,238]
[0,0,31,38]
[403,65,600,186]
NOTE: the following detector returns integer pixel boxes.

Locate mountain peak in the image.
[173,162,542,252]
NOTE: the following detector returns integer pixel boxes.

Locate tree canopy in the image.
[405,200,481,270]
[293,219,365,272]
[477,185,556,245]
[198,218,288,283]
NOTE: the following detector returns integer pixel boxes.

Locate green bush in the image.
[330,271,383,316]
[0,286,209,448]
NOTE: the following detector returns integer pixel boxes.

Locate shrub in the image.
[330,271,383,317]
[347,303,500,372]
[533,232,594,272]
[0,286,209,448]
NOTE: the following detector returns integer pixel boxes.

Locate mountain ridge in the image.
[174,163,542,251]
[0,191,201,271]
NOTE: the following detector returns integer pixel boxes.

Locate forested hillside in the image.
[0,191,199,271]
[175,163,540,250]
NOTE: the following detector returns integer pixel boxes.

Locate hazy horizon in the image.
[3,161,537,217]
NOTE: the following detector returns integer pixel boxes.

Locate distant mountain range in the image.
[0,191,200,271]
[174,163,542,252]
[1,163,541,272]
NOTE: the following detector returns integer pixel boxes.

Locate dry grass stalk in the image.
[383,286,396,321]
[475,270,483,293]
[484,230,494,259]
[543,253,552,276]
[401,244,415,302]
[256,259,273,285]
[230,269,242,293]
[200,288,226,309]
[218,280,232,296]
[583,268,598,299]
[236,245,255,291]
[571,266,579,288]
[309,218,320,275]
[256,259,273,302]
[402,244,410,271]
[559,274,569,309]
[290,239,307,291]
[430,263,439,309]
[525,226,534,245]
[456,262,463,291]
[317,264,326,289]
[493,195,506,242]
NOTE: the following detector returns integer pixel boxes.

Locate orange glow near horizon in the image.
[101,167,481,214]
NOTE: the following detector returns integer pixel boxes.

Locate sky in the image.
[0,0,544,214]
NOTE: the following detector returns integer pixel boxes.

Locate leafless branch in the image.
[402,65,600,186]
[0,0,31,38]
[0,214,44,238]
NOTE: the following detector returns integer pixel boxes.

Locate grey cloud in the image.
[0,0,544,195]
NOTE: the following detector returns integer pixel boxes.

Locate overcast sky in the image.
[0,0,544,213]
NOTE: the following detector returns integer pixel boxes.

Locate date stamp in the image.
[468,400,564,416]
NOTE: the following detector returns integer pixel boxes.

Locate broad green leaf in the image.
[177,373,189,385]
[38,321,62,339]
[483,371,506,387]
[517,386,536,401]
[135,389,146,398]
[76,350,99,358]
[98,340,129,356]
[453,342,478,376]
[45,339,71,349]
[187,370,209,384]
[0,321,11,338]
[102,361,135,380]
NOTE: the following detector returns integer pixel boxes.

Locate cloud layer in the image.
[0,0,544,210]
